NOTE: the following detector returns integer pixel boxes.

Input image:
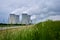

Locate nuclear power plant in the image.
[8,14,31,24]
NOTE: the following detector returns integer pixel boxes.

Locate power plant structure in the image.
[9,14,19,24]
[8,14,31,24]
[21,14,31,24]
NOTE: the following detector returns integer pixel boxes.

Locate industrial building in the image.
[21,14,31,24]
[9,14,19,24]
[8,14,31,24]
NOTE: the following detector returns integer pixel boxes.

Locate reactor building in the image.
[21,14,31,24]
[9,14,19,24]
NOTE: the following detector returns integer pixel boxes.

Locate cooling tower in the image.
[21,14,31,24]
[9,14,19,24]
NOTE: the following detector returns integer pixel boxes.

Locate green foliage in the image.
[0,24,26,27]
[0,20,60,40]
[35,21,60,40]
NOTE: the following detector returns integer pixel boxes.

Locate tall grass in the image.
[0,20,60,40]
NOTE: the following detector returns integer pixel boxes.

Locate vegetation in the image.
[0,20,60,40]
[0,24,26,27]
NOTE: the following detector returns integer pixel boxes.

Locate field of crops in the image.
[0,20,60,40]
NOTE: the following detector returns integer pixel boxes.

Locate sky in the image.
[0,0,60,23]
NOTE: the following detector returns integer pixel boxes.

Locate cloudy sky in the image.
[0,0,60,23]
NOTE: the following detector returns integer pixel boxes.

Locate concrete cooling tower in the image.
[9,14,19,24]
[21,14,31,24]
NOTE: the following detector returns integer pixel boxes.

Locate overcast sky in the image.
[0,0,60,23]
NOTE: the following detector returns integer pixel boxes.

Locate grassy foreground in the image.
[0,20,60,40]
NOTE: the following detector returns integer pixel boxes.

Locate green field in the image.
[0,20,60,40]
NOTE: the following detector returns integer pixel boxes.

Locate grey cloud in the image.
[0,0,60,23]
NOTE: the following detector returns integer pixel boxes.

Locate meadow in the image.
[0,20,60,40]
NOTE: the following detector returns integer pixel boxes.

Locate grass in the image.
[0,20,60,40]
